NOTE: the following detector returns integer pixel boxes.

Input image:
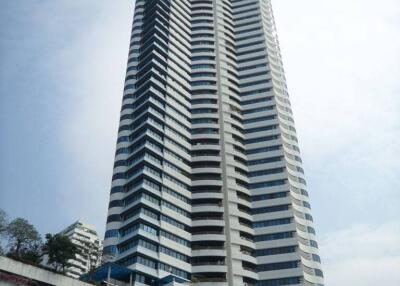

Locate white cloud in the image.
[319,222,400,286]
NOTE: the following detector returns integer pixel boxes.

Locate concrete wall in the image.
[0,256,92,286]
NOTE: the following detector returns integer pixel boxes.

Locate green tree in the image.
[6,218,42,262]
[80,240,101,280]
[0,209,8,234]
[43,233,80,273]
[0,209,8,255]
[18,241,43,264]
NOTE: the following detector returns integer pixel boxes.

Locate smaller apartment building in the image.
[60,221,102,278]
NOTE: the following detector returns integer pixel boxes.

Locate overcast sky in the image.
[0,1,399,285]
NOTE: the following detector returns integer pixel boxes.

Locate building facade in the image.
[60,221,102,279]
[103,0,324,285]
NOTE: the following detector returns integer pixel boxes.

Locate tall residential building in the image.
[103,0,324,285]
[59,221,102,279]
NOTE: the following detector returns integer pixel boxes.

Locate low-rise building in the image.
[59,221,102,278]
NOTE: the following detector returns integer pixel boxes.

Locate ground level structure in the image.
[0,256,92,286]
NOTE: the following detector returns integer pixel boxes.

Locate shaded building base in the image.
[81,263,189,286]
[0,256,92,286]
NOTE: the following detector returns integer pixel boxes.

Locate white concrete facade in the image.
[103,0,324,285]
[60,221,102,279]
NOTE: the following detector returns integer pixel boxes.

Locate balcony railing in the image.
[192,245,225,250]
[192,231,224,235]
[240,236,254,242]
[192,217,223,221]
[192,261,226,266]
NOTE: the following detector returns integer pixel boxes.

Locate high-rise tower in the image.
[103,0,324,285]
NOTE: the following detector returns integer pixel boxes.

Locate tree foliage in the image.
[80,240,102,280]
[6,218,42,262]
[14,241,43,264]
[43,233,80,273]
[0,208,8,234]
[0,209,8,255]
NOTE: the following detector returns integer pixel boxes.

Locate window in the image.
[245,135,279,144]
[191,80,216,86]
[241,87,272,96]
[242,96,273,105]
[110,186,123,194]
[103,245,118,255]
[239,79,270,88]
[249,180,286,189]
[106,214,121,223]
[116,147,129,155]
[137,256,157,269]
[312,254,321,263]
[243,105,274,114]
[248,156,282,166]
[253,218,292,228]
[120,222,157,237]
[315,269,324,277]
[256,277,301,286]
[305,213,313,221]
[160,230,190,247]
[141,223,158,236]
[246,145,280,155]
[161,214,187,230]
[161,200,190,217]
[252,204,289,214]
[159,262,189,279]
[310,240,319,248]
[191,99,217,105]
[104,229,119,238]
[252,191,288,202]
[139,239,158,252]
[109,200,123,208]
[135,273,155,285]
[162,186,190,204]
[307,226,316,234]
[192,64,215,69]
[159,245,190,262]
[256,246,296,257]
[257,260,299,272]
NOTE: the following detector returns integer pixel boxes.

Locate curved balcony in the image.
[192,179,223,188]
[192,203,224,212]
[192,265,227,274]
[192,249,226,257]
[192,167,222,175]
[192,233,226,242]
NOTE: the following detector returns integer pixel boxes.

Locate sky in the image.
[0,0,399,285]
